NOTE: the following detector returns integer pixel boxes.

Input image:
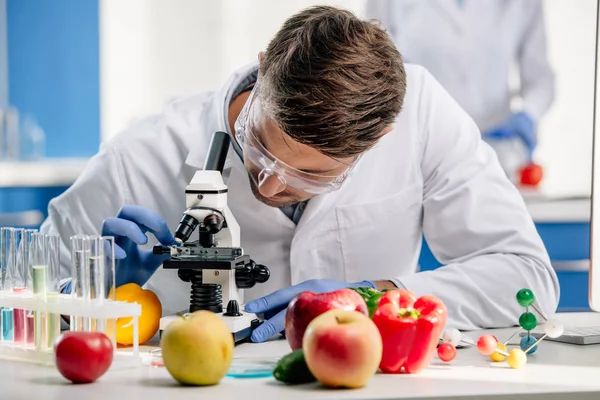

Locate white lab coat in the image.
[40,61,559,330]
[364,0,556,132]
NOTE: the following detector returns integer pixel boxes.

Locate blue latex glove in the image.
[245,279,376,343]
[101,205,177,287]
[62,281,72,294]
[483,112,536,161]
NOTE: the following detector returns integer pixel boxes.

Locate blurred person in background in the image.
[365,0,555,183]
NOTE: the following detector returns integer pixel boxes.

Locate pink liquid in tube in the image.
[26,314,35,346]
[12,288,27,344]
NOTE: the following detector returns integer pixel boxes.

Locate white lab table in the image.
[2,312,600,400]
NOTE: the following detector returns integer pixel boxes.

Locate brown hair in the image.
[258,5,406,158]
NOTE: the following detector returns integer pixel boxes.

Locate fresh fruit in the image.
[115,283,162,345]
[273,349,316,384]
[160,310,234,386]
[372,289,447,374]
[284,288,368,351]
[54,331,114,384]
[437,343,456,362]
[302,309,382,389]
[519,163,543,186]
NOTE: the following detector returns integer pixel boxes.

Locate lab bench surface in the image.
[524,195,590,223]
[3,312,600,400]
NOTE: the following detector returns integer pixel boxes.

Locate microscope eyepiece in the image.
[174,214,199,243]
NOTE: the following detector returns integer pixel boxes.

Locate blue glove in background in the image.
[245,279,376,343]
[483,112,536,161]
[101,205,177,288]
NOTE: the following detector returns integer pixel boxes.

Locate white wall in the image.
[99,0,225,141]
[535,0,597,197]
[99,0,597,198]
[99,0,362,141]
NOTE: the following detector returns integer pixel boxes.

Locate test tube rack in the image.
[0,290,142,369]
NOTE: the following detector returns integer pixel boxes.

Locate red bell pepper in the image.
[372,289,447,374]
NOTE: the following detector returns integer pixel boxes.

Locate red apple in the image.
[284,288,368,350]
[54,331,114,384]
[303,309,382,388]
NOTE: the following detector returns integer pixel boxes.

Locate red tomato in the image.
[54,331,114,383]
[520,163,543,186]
[437,343,456,362]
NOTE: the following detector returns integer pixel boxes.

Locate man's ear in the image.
[381,124,395,137]
[258,51,265,65]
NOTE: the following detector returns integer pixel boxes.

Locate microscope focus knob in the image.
[254,264,270,284]
[235,260,270,288]
[223,300,242,317]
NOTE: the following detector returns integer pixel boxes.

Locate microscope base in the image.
[158,310,262,344]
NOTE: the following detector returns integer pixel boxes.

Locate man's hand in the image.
[101,205,177,288]
[373,280,398,291]
[244,279,375,343]
[483,111,536,160]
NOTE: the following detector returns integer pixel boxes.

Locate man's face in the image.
[243,116,356,208]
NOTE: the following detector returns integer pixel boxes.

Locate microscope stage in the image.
[159,310,262,344]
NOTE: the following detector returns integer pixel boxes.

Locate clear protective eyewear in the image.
[233,84,358,195]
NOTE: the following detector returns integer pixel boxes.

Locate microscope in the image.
[154,131,270,343]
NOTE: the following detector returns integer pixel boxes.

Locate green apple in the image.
[160,310,234,386]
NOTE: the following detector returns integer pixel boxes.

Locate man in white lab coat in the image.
[365,0,555,177]
[40,6,559,342]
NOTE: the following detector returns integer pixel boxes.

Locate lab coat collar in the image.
[184,60,260,170]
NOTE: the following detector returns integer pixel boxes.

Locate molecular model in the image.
[436,288,565,369]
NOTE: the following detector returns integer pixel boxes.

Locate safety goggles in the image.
[233,84,359,195]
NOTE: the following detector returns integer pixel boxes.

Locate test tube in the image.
[12,228,29,345]
[44,234,61,349]
[5,228,25,289]
[30,231,47,350]
[0,227,13,342]
[70,235,91,331]
[91,236,117,343]
[24,229,38,288]
[0,227,13,291]
[24,229,37,346]
[1,228,24,343]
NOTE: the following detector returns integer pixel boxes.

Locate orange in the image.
[115,283,162,346]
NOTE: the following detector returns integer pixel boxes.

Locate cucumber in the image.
[273,349,316,384]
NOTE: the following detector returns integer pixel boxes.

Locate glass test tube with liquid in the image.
[30,232,47,350]
[2,228,27,344]
[12,228,30,345]
[24,229,37,346]
[70,235,91,331]
[30,232,62,351]
[43,234,61,349]
[0,227,14,343]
